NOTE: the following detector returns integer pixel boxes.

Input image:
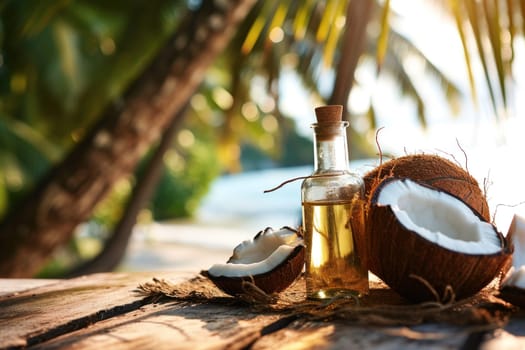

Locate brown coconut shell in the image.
[497,215,525,308]
[363,154,490,222]
[499,286,525,308]
[367,178,512,303]
[204,245,305,296]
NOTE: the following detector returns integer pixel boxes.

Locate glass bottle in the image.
[301,105,368,300]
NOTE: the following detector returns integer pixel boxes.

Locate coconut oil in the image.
[302,199,368,298]
[301,105,368,300]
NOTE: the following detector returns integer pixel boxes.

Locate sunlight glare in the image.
[4,166,23,189]
[348,85,371,115]
[212,87,234,110]
[191,94,207,111]
[241,102,259,121]
[269,27,284,43]
[164,149,185,172]
[260,97,275,113]
[312,227,323,268]
[262,114,278,132]
[100,37,116,55]
[335,15,346,29]
[178,129,195,148]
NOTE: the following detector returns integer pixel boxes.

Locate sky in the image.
[372,1,525,231]
[279,0,525,231]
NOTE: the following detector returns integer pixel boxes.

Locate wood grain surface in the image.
[1,272,524,349]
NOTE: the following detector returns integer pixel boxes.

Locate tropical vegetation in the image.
[0,0,522,277]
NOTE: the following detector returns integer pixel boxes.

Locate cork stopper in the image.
[314,105,343,124]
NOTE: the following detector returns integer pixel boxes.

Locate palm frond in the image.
[240,0,349,69]
[0,116,54,196]
[448,0,478,106]
[292,0,315,40]
[376,0,391,71]
[519,0,525,35]
[464,0,500,117]
[506,0,516,64]
[387,51,427,128]
[389,30,462,106]
[241,2,274,54]
[482,0,507,107]
[322,0,347,68]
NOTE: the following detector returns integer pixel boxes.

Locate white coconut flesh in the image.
[208,227,304,278]
[377,179,502,254]
[502,214,525,289]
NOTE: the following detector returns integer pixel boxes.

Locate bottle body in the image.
[301,119,368,300]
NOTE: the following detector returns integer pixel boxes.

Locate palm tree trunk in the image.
[65,104,188,278]
[0,0,257,277]
[329,0,374,112]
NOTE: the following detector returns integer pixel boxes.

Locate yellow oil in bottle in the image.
[302,199,368,299]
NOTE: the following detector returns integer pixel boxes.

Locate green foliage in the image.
[0,0,184,217]
[0,116,55,217]
[150,139,221,220]
[1,0,183,141]
[0,176,6,215]
[0,0,521,244]
[92,178,132,227]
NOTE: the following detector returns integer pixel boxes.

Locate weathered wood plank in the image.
[31,299,283,350]
[1,272,525,349]
[0,271,193,349]
[0,279,60,297]
[250,320,471,349]
[250,319,525,349]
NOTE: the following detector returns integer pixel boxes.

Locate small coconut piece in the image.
[204,227,305,296]
[368,178,511,302]
[363,154,490,222]
[499,214,525,308]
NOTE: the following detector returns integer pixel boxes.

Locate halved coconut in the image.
[499,214,525,307]
[204,226,305,296]
[363,154,490,222]
[368,178,511,302]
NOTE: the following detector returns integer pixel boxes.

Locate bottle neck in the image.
[312,121,350,173]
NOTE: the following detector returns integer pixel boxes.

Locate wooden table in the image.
[1,271,524,349]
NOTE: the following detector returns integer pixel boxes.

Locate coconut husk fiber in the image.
[136,273,515,327]
[363,154,490,222]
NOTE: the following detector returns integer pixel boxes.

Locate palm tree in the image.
[450,0,521,119]
[0,0,521,277]
[0,0,257,277]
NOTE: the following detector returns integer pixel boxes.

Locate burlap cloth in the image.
[137,273,519,328]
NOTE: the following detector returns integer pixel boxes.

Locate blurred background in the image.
[0,0,524,277]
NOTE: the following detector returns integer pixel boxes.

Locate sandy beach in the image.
[119,154,525,273]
